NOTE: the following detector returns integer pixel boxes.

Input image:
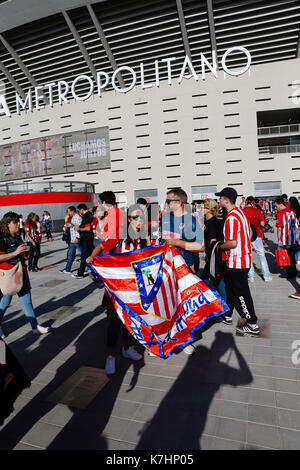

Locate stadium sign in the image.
[0,47,251,117]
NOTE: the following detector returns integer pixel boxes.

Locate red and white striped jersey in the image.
[116,239,142,253]
[223,207,252,269]
[276,208,297,245]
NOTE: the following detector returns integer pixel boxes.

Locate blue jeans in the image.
[78,237,93,276]
[248,237,271,279]
[65,242,82,272]
[0,271,38,329]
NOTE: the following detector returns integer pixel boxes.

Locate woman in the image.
[201,199,226,301]
[101,204,150,375]
[42,211,54,242]
[289,196,300,264]
[26,213,41,272]
[18,215,25,241]
[0,212,51,338]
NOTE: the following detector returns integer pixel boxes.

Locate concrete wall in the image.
[1,58,300,207]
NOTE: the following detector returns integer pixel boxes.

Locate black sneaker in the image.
[222,315,233,325]
[236,323,260,336]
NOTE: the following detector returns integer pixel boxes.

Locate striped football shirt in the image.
[223,207,252,269]
[276,208,297,245]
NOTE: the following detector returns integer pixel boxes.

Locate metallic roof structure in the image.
[1,0,300,113]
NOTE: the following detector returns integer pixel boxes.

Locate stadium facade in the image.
[0,0,300,207]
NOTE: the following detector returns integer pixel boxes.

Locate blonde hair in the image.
[203,199,218,216]
[95,205,105,217]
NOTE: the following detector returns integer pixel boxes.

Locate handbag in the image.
[0,261,23,295]
[275,247,290,267]
[209,241,224,282]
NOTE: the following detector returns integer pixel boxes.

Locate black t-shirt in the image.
[80,211,93,239]
[203,216,223,253]
[0,233,24,266]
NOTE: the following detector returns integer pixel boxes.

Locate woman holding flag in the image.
[87,200,149,375]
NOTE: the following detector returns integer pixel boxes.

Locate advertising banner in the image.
[0,126,110,181]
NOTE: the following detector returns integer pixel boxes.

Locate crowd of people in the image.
[0,188,299,375]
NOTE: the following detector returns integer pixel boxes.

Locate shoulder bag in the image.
[0,261,23,296]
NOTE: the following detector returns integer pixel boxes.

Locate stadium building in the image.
[0,0,300,210]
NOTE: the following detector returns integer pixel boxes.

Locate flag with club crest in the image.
[89,243,229,359]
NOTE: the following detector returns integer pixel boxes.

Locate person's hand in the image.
[278,240,283,247]
[14,244,27,255]
[86,256,94,264]
[74,224,80,231]
[166,238,181,247]
[74,238,79,244]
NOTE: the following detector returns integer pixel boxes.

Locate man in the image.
[216,187,260,336]
[72,204,94,279]
[137,197,148,213]
[242,196,272,282]
[60,206,82,274]
[161,188,204,271]
[274,198,297,278]
[281,194,291,209]
[161,188,205,353]
[239,197,246,210]
[87,191,125,257]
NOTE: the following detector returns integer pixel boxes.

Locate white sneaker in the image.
[122,346,142,361]
[182,343,195,355]
[0,326,5,339]
[32,325,52,335]
[264,277,272,282]
[105,355,116,375]
[248,278,255,283]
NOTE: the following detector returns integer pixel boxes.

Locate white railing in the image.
[259,144,300,154]
[258,124,300,136]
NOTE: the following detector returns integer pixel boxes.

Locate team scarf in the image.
[89,243,229,359]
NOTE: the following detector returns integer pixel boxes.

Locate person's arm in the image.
[86,243,105,264]
[276,213,283,246]
[26,227,36,246]
[0,244,27,263]
[166,238,205,252]
[220,240,237,250]
[220,216,238,251]
[277,227,283,246]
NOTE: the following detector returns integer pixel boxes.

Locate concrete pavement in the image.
[0,230,300,450]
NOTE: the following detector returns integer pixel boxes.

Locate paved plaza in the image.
[0,230,300,450]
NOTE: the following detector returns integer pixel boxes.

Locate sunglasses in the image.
[131,215,141,220]
[166,199,180,204]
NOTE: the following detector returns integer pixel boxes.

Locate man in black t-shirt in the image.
[72,204,94,279]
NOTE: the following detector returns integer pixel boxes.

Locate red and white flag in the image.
[90,243,229,359]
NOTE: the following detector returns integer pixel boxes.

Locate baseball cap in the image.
[215,187,238,201]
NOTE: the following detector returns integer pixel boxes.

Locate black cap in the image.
[215,187,238,201]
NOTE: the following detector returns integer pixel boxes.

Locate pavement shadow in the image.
[0,307,106,449]
[0,281,100,340]
[135,331,253,450]
[47,340,145,450]
[0,309,145,450]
